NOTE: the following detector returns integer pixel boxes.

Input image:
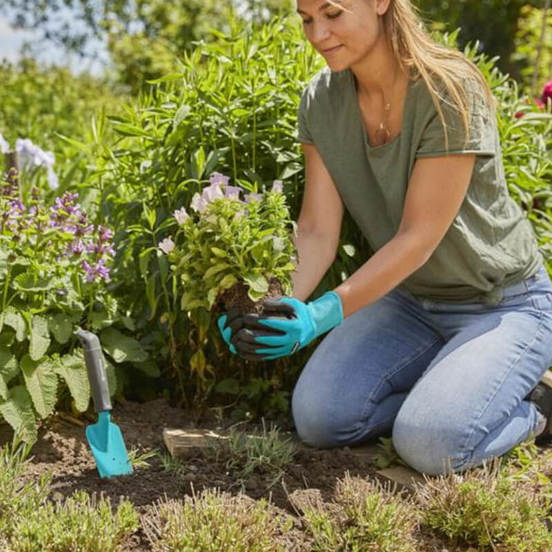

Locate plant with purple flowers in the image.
[0,182,149,444]
[163,173,297,315]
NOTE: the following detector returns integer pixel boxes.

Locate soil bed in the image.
[2,398,549,551]
[0,399,378,551]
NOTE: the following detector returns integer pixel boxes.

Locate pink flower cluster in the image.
[158,173,284,254]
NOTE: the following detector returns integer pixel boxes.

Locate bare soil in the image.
[0,398,535,551]
[216,278,284,314]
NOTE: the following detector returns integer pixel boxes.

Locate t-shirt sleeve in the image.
[416,80,496,159]
[297,88,314,145]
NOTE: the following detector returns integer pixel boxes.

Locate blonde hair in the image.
[326,0,497,150]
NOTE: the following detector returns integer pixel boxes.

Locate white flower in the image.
[158,237,175,254]
[16,138,55,169]
[201,182,224,203]
[272,180,283,193]
[191,192,207,213]
[0,133,9,154]
[47,167,59,190]
[174,207,189,225]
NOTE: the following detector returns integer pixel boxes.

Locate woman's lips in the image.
[322,45,342,54]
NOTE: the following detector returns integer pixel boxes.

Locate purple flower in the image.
[71,240,85,255]
[244,193,262,203]
[98,225,114,242]
[224,185,242,200]
[209,172,230,187]
[158,237,175,254]
[81,259,111,282]
[272,180,283,194]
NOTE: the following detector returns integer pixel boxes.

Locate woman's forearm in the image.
[334,231,430,318]
[291,228,338,302]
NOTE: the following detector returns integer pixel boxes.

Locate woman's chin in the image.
[326,60,350,72]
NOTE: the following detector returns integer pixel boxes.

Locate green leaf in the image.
[0,386,37,444]
[214,378,240,395]
[2,308,27,342]
[211,247,227,258]
[0,347,18,384]
[132,360,160,378]
[218,273,238,290]
[204,263,231,280]
[20,355,58,419]
[243,274,269,294]
[100,328,148,363]
[47,313,73,344]
[55,352,90,413]
[29,315,51,361]
[0,375,7,400]
[12,273,53,292]
[173,104,191,128]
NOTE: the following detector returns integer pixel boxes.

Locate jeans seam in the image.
[359,336,444,425]
[458,311,547,465]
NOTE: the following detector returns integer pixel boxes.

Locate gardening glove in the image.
[233,291,343,361]
[217,307,288,358]
[217,307,244,354]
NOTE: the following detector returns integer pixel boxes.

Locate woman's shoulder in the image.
[301,67,351,106]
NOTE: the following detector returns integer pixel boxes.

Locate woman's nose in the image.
[309,21,331,45]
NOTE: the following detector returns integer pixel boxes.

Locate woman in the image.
[218,0,552,476]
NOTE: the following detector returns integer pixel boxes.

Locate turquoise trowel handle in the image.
[76,329,112,413]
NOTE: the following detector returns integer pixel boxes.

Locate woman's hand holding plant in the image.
[230,291,344,361]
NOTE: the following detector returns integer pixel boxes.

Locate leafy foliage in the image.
[167,174,296,310]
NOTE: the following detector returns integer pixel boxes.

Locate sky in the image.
[0,13,110,77]
[0,1,257,78]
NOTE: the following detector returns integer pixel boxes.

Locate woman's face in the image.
[296,0,387,72]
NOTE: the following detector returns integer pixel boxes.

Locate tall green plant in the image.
[88,21,552,416]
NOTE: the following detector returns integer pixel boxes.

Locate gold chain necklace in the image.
[356,64,399,147]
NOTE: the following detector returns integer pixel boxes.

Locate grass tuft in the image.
[416,457,552,551]
[143,487,291,551]
[291,472,419,552]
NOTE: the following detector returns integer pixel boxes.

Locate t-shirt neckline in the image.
[348,69,414,151]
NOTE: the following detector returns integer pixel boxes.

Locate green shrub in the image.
[292,473,419,552]
[416,459,552,551]
[88,20,552,412]
[144,489,291,551]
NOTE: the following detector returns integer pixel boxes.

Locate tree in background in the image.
[0,0,548,94]
[0,0,293,94]
[411,0,544,81]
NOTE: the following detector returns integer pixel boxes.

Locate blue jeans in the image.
[291,265,552,475]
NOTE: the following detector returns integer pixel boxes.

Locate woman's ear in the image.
[375,0,392,16]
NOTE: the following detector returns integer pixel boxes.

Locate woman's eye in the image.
[327,11,342,19]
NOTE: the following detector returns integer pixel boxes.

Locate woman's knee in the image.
[392,405,468,475]
[291,383,344,448]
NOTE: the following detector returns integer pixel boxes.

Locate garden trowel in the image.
[76,329,133,478]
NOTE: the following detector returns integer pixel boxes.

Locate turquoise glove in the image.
[233,291,343,361]
[217,308,243,355]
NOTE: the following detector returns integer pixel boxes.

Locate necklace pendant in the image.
[374,124,391,146]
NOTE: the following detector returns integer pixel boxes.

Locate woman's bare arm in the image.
[334,154,476,317]
[292,143,344,301]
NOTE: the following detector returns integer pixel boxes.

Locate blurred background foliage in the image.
[0,0,550,94]
[0,0,550,423]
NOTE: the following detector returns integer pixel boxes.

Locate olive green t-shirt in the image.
[297,67,543,304]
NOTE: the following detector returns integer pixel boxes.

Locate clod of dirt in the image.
[215,277,284,315]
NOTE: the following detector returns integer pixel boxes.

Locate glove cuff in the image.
[308,291,344,338]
